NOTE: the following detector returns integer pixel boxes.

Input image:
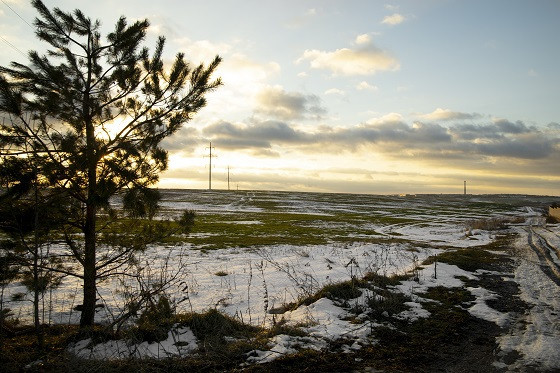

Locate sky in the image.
[1,0,559,195]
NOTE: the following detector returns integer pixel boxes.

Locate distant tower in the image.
[464,180,467,195]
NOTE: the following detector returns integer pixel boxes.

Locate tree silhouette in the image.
[0,0,221,327]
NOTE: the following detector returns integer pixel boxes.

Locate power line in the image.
[0,0,33,58]
[0,34,27,58]
[1,0,35,30]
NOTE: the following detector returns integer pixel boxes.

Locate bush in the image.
[465,216,524,231]
[136,296,174,343]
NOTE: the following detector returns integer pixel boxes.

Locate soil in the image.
[356,245,530,373]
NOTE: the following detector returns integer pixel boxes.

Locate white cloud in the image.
[528,68,538,77]
[356,81,378,91]
[382,13,405,25]
[325,88,346,96]
[174,37,232,64]
[355,34,371,45]
[366,112,404,125]
[297,43,399,76]
[297,71,308,78]
[418,108,482,121]
[220,53,280,87]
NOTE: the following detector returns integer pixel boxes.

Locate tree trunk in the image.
[80,31,97,328]
[33,177,43,347]
[80,203,97,327]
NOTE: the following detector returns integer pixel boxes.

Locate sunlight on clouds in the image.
[365,112,404,125]
[160,114,560,194]
[220,54,280,89]
[160,144,485,194]
[382,13,405,25]
[418,108,482,121]
[298,46,400,76]
[197,53,281,123]
[355,34,371,45]
[181,39,232,63]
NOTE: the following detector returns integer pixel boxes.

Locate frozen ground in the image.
[494,225,560,371]
[3,190,559,369]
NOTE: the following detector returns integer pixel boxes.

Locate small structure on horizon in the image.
[464,180,467,195]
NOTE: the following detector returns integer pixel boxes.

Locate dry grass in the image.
[465,216,524,231]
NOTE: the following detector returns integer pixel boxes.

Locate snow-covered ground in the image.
[494,225,560,371]
[3,190,559,369]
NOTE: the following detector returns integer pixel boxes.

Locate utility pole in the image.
[205,142,216,190]
[464,180,466,195]
[227,166,230,191]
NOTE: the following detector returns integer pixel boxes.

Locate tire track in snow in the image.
[526,226,560,286]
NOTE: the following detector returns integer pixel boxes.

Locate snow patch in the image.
[68,325,198,359]
[467,287,510,327]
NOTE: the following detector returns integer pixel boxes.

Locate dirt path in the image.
[525,226,560,286]
[491,225,560,372]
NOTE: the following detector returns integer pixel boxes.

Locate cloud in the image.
[174,37,232,64]
[382,13,405,25]
[355,34,371,45]
[198,114,559,166]
[325,88,346,96]
[202,120,312,150]
[356,81,378,91]
[297,39,400,76]
[221,54,281,87]
[418,108,483,121]
[255,86,326,120]
[473,133,554,160]
[493,118,531,134]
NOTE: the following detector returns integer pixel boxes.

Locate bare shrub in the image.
[466,216,524,231]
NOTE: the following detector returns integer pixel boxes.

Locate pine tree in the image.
[0,0,221,327]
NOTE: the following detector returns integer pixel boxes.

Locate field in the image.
[2,190,560,371]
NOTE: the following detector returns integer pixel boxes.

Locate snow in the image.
[395,301,431,322]
[467,287,510,327]
[68,325,198,360]
[494,225,560,371]
[396,262,476,294]
[246,334,325,364]
[284,297,372,341]
[3,191,559,370]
